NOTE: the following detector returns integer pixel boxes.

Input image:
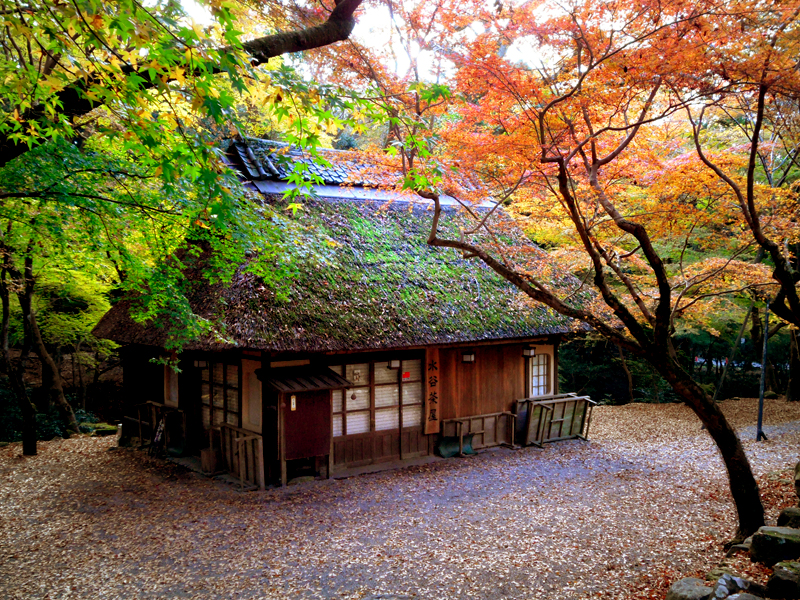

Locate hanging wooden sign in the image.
[424,347,441,435]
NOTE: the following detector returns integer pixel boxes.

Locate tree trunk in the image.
[76,341,86,410]
[0,267,37,454]
[91,350,102,406]
[750,309,763,358]
[766,359,777,393]
[787,329,800,401]
[16,257,79,434]
[616,344,634,404]
[30,315,78,434]
[0,350,37,455]
[655,356,765,540]
[20,379,37,455]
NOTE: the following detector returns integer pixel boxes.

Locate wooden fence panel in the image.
[219,424,265,490]
[127,401,186,451]
[440,412,516,454]
[514,394,596,446]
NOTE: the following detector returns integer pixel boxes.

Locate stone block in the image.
[666,577,712,600]
[778,507,800,529]
[750,527,800,566]
[795,461,800,504]
[767,561,800,599]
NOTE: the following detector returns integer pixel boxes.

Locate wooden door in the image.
[283,390,332,460]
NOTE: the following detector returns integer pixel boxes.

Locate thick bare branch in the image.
[0,0,363,168]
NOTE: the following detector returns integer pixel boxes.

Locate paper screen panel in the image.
[346,411,369,435]
[374,362,397,384]
[402,381,422,405]
[374,385,399,408]
[226,388,239,413]
[346,387,370,411]
[345,363,369,386]
[403,405,422,428]
[332,390,343,413]
[213,363,224,385]
[212,386,224,408]
[226,364,238,388]
[375,407,400,431]
[333,415,343,437]
[401,359,422,382]
[530,354,549,396]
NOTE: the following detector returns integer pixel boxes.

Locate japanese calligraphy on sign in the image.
[424,347,441,434]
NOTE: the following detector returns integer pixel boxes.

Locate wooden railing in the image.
[219,424,265,491]
[441,411,517,455]
[124,401,185,451]
[514,393,596,447]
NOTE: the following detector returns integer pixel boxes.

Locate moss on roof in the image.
[95,196,574,352]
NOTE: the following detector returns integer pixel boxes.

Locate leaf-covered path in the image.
[1,399,798,600]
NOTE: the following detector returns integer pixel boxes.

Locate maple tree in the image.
[0,0,367,455]
[0,0,364,167]
[305,0,800,539]
[676,4,800,329]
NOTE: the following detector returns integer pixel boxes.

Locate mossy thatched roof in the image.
[94,140,577,353]
[95,197,574,353]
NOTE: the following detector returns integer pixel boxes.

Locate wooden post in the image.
[257,436,265,490]
[279,396,287,487]
[238,441,245,492]
[328,422,334,480]
[137,405,143,447]
[579,400,597,440]
[397,365,404,462]
[150,403,158,444]
[525,401,538,446]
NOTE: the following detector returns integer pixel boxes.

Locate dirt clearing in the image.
[1,398,798,600]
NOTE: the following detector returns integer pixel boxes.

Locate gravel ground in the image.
[1,398,798,600]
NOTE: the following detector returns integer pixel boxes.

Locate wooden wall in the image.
[438,343,528,420]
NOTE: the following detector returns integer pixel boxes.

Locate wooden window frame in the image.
[332,358,423,437]
[400,359,424,429]
[200,360,242,430]
[528,353,551,397]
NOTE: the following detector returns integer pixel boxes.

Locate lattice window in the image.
[200,361,240,429]
[529,353,550,397]
[401,360,423,428]
[331,359,423,437]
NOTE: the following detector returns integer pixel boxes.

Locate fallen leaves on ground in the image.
[0,398,798,600]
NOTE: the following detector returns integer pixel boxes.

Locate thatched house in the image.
[93,139,593,488]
